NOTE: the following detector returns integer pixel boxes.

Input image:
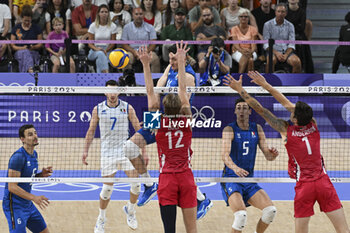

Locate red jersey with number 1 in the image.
[156,116,193,173]
[285,122,327,182]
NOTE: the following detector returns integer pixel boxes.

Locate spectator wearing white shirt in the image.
[109,0,131,40]
[0,2,11,38]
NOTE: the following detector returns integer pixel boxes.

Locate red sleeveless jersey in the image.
[156,116,193,173]
[285,122,327,182]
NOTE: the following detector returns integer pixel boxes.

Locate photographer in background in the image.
[118,68,137,86]
[199,37,232,86]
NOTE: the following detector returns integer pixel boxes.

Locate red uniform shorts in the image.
[157,169,197,208]
[294,174,342,218]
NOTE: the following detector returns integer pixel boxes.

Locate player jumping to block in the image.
[3,124,53,233]
[83,80,142,232]
[224,71,350,233]
[221,98,278,233]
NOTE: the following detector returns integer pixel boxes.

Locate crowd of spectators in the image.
[0,0,349,82]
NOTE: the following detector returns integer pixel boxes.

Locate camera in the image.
[118,69,136,86]
[212,46,221,54]
[33,65,41,73]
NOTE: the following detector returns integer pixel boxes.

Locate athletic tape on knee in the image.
[130,183,141,195]
[100,184,113,200]
[232,210,247,230]
[261,206,277,224]
[124,140,140,160]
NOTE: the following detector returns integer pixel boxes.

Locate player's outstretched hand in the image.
[233,166,249,177]
[137,45,152,65]
[175,40,190,63]
[41,166,53,177]
[33,195,50,210]
[82,152,88,165]
[269,147,279,159]
[223,74,243,91]
[247,71,268,87]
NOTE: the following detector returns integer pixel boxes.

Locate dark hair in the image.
[21,5,33,18]
[275,2,288,12]
[165,0,180,26]
[19,124,35,138]
[211,37,225,48]
[168,44,177,54]
[140,0,157,15]
[109,0,124,13]
[234,97,249,109]
[345,12,350,24]
[105,79,118,86]
[48,0,68,17]
[293,101,313,126]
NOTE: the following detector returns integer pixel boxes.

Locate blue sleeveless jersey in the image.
[3,147,39,207]
[223,122,259,177]
[166,64,197,104]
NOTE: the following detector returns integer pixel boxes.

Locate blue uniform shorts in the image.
[137,128,156,145]
[3,201,47,233]
[221,182,262,207]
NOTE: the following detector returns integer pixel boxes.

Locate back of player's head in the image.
[163,94,182,116]
[19,124,35,138]
[105,79,118,86]
[234,98,250,109]
[294,101,313,126]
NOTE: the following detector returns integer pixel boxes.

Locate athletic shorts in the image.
[221,182,262,207]
[101,156,135,177]
[294,174,342,218]
[3,201,47,233]
[157,169,197,208]
[137,128,156,145]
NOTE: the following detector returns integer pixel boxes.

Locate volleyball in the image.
[109,49,129,69]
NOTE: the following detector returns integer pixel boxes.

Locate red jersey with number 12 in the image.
[156,116,193,173]
[285,122,327,182]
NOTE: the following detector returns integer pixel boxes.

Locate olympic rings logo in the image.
[191,106,215,121]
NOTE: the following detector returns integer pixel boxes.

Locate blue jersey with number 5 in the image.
[223,122,259,177]
[3,147,38,207]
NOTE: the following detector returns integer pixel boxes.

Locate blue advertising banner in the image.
[0,95,349,138]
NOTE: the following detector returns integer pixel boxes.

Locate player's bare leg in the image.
[325,208,350,233]
[128,133,148,175]
[39,228,50,233]
[228,192,247,233]
[182,207,197,233]
[123,169,140,230]
[295,217,310,233]
[248,189,276,233]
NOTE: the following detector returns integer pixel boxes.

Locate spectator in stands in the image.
[122,7,160,72]
[252,0,276,10]
[46,17,75,72]
[188,0,221,32]
[13,0,36,24]
[199,37,231,86]
[141,0,162,35]
[263,3,301,73]
[195,7,226,61]
[286,0,313,73]
[162,0,181,27]
[332,11,350,73]
[88,4,116,73]
[11,5,43,72]
[72,0,98,54]
[160,8,195,64]
[220,0,256,34]
[47,0,69,34]
[109,0,131,40]
[230,9,258,73]
[0,36,7,64]
[0,1,11,38]
[251,0,274,39]
[32,0,51,38]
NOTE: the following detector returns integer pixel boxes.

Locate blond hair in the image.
[52,17,64,26]
[162,94,182,116]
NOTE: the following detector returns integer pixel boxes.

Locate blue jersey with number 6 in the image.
[223,122,259,177]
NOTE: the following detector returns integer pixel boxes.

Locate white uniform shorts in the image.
[100,156,135,177]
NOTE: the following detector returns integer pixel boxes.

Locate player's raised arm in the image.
[128,104,142,132]
[256,124,279,161]
[223,74,288,135]
[247,71,295,112]
[176,41,191,116]
[138,45,160,111]
[83,106,99,165]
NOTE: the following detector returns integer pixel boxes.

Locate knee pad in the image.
[100,184,113,200]
[232,210,247,231]
[124,140,140,160]
[130,183,141,195]
[261,206,277,224]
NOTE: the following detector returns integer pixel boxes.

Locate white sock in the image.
[127,201,136,214]
[197,187,205,201]
[140,172,153,187]
[99,208,106,219]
